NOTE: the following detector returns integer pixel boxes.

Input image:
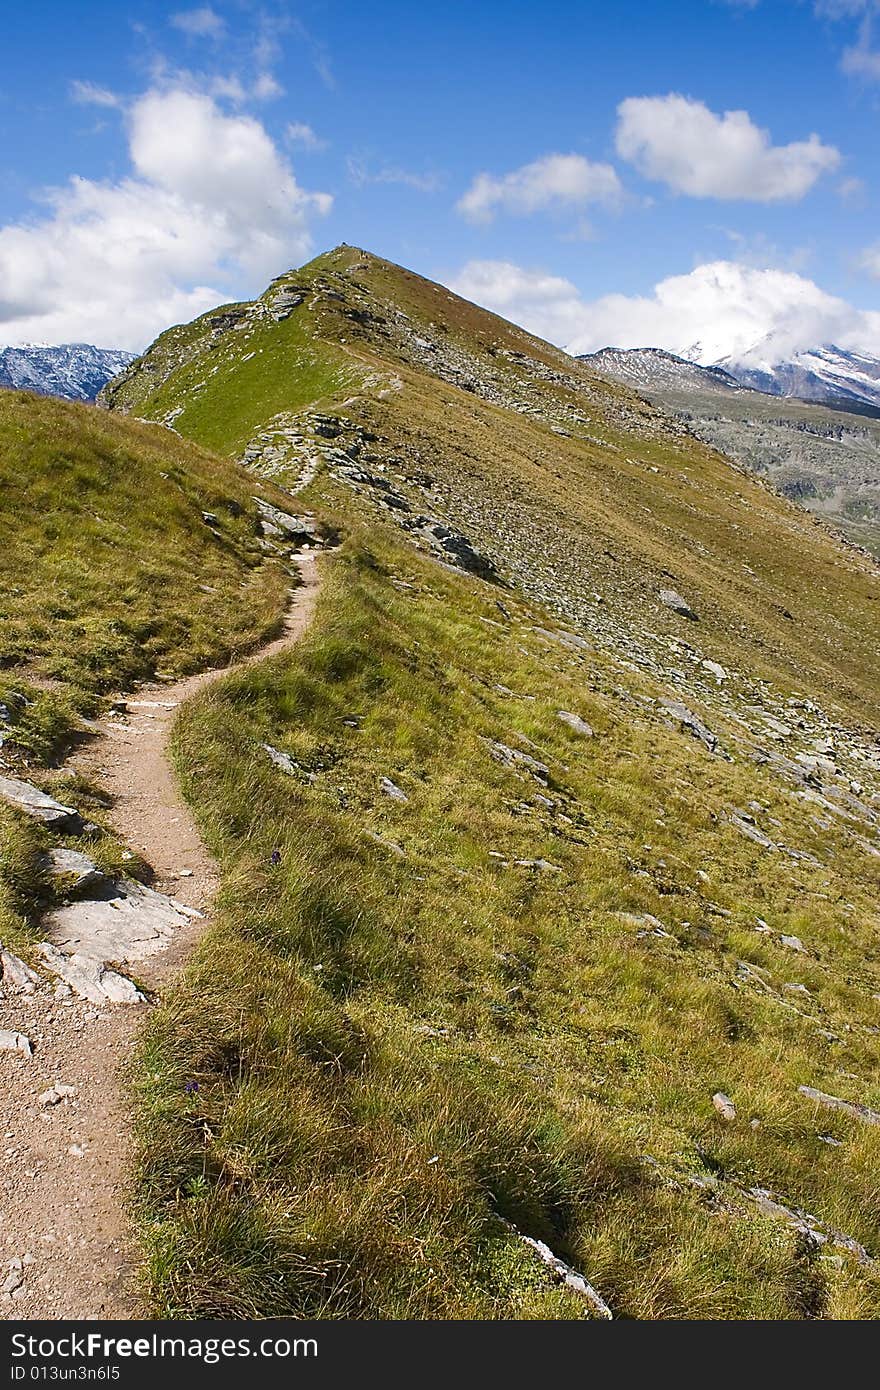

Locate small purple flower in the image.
[270,849,282,866]
[185,1080,199,1095]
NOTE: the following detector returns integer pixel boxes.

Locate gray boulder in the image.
[0,949,40,994]
[0,1029,32,1056]
[659,588,698,621]
[0,776,79,829]
[254,498,319,544]
[557,710,594,738]
[379,776,408,802]
[45,848,105,893]
[659,699,718,753]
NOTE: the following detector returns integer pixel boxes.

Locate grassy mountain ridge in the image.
[0,389,290,759]
[103,245,879,727]
[106,246,880,1318]
[0,388,292,956]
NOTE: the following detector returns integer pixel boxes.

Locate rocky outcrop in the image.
[0,776,80,830]
[659,588,699,621]
[39,878,201,1006]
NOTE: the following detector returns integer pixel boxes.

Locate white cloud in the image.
[814,2,880,78]
[616,94,840,201]
[70,80,121,109]
[838,175,867,202]
[171,7,226,39]
[858,243,880,277]
[208,73,248,102]
[252,71,284,100]
[286,122,327,151]
[447,261,593,343]
[841,23,880,75]
[457,154,623,224]
[814,1,873,18]
[347,156,443,193]
[0,88,331,350]
[448,258,880,365]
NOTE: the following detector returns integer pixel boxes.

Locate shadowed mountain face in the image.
[101,247,880,1319]
[581,346,880,558]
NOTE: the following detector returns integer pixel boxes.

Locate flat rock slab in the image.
[0,775,79,829]
[659,699,718,753]
[486,740,550,782]
[37,943,145,1006]
[533,627,591,652]
[0,1029,32,1056]
[0,949,41,994]
[727,812,776,850]
[659,588,698,621]
[379,776,408,802]
[798,1085,880,1127]
[45,848,105,892]
[44,877,201,966]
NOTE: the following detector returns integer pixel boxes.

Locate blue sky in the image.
[1,0,879,360]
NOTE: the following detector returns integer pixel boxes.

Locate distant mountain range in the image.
[581,346,880,556]
[583,347,743,397]
[583,344,880,419]
[0,343,136,401]
[717,345,880,417]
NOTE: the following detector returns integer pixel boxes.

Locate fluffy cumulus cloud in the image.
[0,88,331,350]
[457,154,623,223]
[447,260,596,344]
[449,258,880,364]
[616,94,840,201]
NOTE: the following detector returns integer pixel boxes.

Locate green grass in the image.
[0,389,294,972]
[110,245,880,1319]
[0,391,289,761]
[134,508,880,1319]
[102,286,355,456]
[0,806,47,956]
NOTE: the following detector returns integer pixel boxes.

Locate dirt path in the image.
[0,554,320,1320]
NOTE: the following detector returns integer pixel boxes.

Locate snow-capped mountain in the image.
[582,342,880,418]
[581,342,880,560]
[0,343,136,402]
[582,347,743,395]
[716,345,880,416]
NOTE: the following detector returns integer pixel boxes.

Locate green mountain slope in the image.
[109,247,880,1319]
[0,390,290,760]
[0,389,293,956]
